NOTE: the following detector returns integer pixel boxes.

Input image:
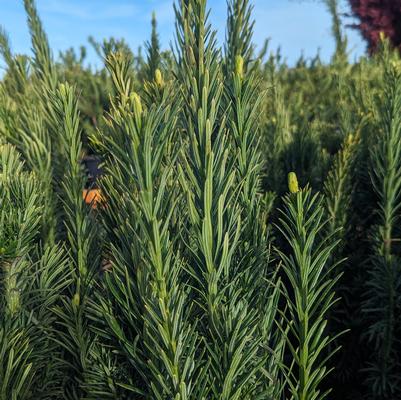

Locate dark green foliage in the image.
[324,0,348,64]
[276,185,342,400]
[225,0,254,73]
[363,41,401,398]
[1,1,401,399]
[0,144,69,399]
[93,51,200,398]
[174,1,282,397]
[24,0,57,90]
[145,12,162,81]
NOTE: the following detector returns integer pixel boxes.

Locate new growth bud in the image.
[72,292,80,307]
[130,92,143,115]
[288,172,299,193]
[155,68,164,88]
[235,55,244,78]
[59,82,67,96]
[346,134,354,146]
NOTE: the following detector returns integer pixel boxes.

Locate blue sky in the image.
[0,0,365,71]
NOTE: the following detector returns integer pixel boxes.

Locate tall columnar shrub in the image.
[175,0,281,397]
[277,174,342,400]
[93,51,201,398]
[26,2,105,397]
[225,0,254,74]
[264,79,292,194]
[321,105,363,394]
[145,12,162,82]
[324,124,360,261]
[324,0,347,63]
[225,0,283,395]
[363,41,401,398]
[1,0,401,399]
[47,83,105,399]
[0,0,59,246]
[0,144,69,399]
[1,2,105,397]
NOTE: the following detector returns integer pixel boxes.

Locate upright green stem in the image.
[277,176,342,400]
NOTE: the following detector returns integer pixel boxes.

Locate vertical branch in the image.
[95,51,198,398]
[175,0,278,397]
[277,173,342,400]
[225,0,254,74]
[23,0,57,90]
[225,0,283,395]
[145,11,162,81]
[323,0,348,64]
[363,39,401,398]
[46,83,107,399]
[0,144,69,399]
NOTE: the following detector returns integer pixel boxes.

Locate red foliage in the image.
[349,0,401,53]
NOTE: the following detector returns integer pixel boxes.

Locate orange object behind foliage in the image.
[83,189,103,209]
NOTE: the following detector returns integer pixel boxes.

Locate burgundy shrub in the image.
[349,0,401,53]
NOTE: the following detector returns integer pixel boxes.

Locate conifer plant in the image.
[1,0,401,399]
[363,38,401,398]
[277,173,342,400]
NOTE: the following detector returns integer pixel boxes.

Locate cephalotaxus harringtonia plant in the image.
[23,0,57,90]
[0,144,42,399]
[175,0,280,398]
[2,0,401,399]
[224,0,283,395]
[263,76,292,194]
[43,83,107,399]
[323,0,347,65]
[322,108,361,389]
[0,0,59,246]
[144,11,162,82]
[324,132,360,260]
[93,51,199,398]
[225,0,260,206]
[143,14,168,109]
[276,172,342,400]
[224,0,254,75]
[23,2,105,397]
[363,40,401,398]
[0,27,29,95]
[1,2,105,397]
[0,144,69,399]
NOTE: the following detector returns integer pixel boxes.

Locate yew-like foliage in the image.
[1,1,401,399]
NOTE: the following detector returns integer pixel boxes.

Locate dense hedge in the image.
[0,1,400,399]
